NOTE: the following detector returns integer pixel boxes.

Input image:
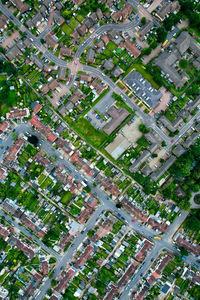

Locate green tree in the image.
[141,17,146,25]
[141,47,152,56]
[180,246,188,256]
[156,27,167,43]
[185,215,200,231]
[150,40,158,49]
[139,124,150,133]
[194,194,200,205]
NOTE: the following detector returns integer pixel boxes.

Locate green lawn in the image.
[60,191,72,205]
[70,117,108,148]
[61,23,73,35]
[76,14,84,22]
[38,173,46,185]
[106,41,117,51]
[0,75,7,81]
[69,17,79,29]
[40,177,53,190]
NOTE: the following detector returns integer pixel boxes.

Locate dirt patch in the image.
[1,30,19,48]
[121,116,142,145]
[149,148,166,170]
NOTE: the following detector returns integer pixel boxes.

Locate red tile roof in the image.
[74,245,94,268]
[0,225,9,240]
[0,121,9,133]
[33,103,43,113]
[135,240,153,262]
[55,268,75,293]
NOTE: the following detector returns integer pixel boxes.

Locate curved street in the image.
[0,1,199,298]
[0,124,198,300]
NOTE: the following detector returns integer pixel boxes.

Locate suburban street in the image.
[0,0,196,150]
[0,124,199,300]
[0,1,199,298]
[0,209,61,260]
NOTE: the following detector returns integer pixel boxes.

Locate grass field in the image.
[61,23,73,35]
[106,41,117,51]
[38,173,46,185]
[71,117,108,149]
[40,176,53,190]
[61,191,72,205]
[69,17,79,29]
[76,14,84,22]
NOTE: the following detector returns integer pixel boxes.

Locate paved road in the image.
[0,209,61,259]
[0,2,199,297]
[1,124,199,299]
[166,109,200,152]
[0,0,187,148]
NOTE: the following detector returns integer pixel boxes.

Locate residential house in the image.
[89,78,106,94]
[118,261,138,289]
[11,0,29,13]
[103,59,114,70]
[0,225,9,241]
[183,132,199,148]
[30,54,44,70]
[121,198,148,223]
[96,8,103,20]
[129,150,151,173]
[172,144,185,157]
[101,34,110,45]
[55,269,75,293]
[124,40,141,58]
[150,155,176,182]
[138,20,154,41]
[6,45,21,61]
[60,46,73,57]
[135,239,153,261]
[6,108,29,120]
[111,3,133,23]
[155,31,200,88]
[79,73,92,82]
[86,48,95,63]
[58,67,67,81]
[0,14,8,31]
[53,11,65,26]
[0,167,8,182]
[16,239,35,259]
[0,121,9,134]
[156,0,180,21]
[45,35,58,50]
[77,24,88,36]
[74,245,94,268]
[111,66,123,77]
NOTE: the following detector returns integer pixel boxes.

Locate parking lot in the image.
[85,90,114,130]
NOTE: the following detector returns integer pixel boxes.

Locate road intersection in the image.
[0,124,198,300]
[0,1,199,298]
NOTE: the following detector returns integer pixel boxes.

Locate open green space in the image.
[40,177,54,190]
[106,41,117,51]
[61,23,73,35]
[69,117,108,149]
[60,191,73,205]
[69,17,79,29]
[38,173,46,185]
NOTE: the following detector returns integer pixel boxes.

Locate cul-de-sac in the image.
[0,0,200,299]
